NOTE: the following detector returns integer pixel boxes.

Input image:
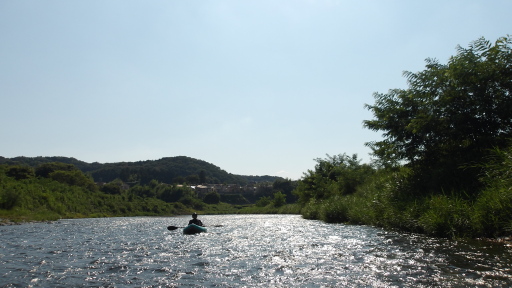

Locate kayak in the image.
[183,224,207,235]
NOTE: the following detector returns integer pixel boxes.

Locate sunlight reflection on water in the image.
[0,214,511,287]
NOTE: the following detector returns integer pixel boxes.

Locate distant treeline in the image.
[0,160,298,221]
[0,156,281,186]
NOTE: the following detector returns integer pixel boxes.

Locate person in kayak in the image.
[188,212,203,226]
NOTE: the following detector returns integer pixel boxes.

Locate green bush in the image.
[220,194,250,205]
[472,187,512,237]
[179,195,205,210]
[255,196,271,207]
[472,145,512,237]
[0,188,20,209]
[272,191,287,207]
[203,191,221,204]
[49,170,97,191]
[101,181,123,194]
[319,196,349,223]
[418,194,472,238]
[301,199,322,220]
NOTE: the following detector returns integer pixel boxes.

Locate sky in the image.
[1,0,510,180]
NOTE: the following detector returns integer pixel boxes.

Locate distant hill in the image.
[0,156,282,185]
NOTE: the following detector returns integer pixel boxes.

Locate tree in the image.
[255,196,271,207]
[158,185,183,202]
[363,36,512,193]
[49,170,97,191]
[254,183,273,199]
[6,165,34,180]
[293,154,375,204]
[272,191,287,207]
[203,191,220,204]
[199,170,206,184]
[273,178,297,203]
[35,162,77,178]
[186,174,200,184]
[131,184,156,198]
[101,179,125,195]
[172,176,185,184]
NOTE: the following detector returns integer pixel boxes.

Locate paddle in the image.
[167,225,223,231]
[167,225,182,231]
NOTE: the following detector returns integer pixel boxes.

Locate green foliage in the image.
[279,36,512,238]
[0,161,299,223]
[255,196,271,207]
[101,179,124,194]
[199,170,206,184]
[49,170,97,191]
[472,145,512,237]
[83,156,279,185]
[0,188,20,209]
[0,156,100,173]
[1,156,283,186]
[200,202,247,214]
[364,36,512,194]
[249,184,274,203]
[6,166,34,180]
[173,176,186,184]
[295,147,512,239]
[273,178,298,203]
[237,203,301,215]
[0,165,179,221]
[131,184,156,198]
[157,185,182,202]
[319,196,351,223]
[300,199,322,220]
[473,186,512,237]
[220,194,250,205]
[203,191,221,204]
[186,174,200,184]
[418,195,473,238]
[272,191,287,207]
[177,195,204,210]
[35,162,77,178]
[294,154,375,204]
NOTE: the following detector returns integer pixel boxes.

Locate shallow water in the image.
[0,214,511,287]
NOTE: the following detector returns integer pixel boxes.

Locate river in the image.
[0,214,511,287]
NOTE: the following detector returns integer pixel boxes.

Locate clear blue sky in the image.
[1,1,510,180]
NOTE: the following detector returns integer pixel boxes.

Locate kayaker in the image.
[188,212,203,226]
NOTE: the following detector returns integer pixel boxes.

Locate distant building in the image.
[195,185,214,197]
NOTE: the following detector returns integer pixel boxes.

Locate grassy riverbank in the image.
[293,147,512,239]
[0,163,292,224]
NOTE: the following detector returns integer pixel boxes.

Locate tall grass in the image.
[418,194,473,238]
[296,150,512,238]
[471,147,512,237]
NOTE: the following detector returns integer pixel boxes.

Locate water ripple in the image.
[0,215,511,287]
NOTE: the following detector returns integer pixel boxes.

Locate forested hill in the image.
[0,156,281,185]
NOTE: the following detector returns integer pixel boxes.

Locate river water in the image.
[0,214,511,287]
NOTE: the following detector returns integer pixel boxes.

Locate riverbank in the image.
[0,218,55,226]
[0,218,20,225]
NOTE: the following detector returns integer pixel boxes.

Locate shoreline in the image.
[0,218,55,226]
